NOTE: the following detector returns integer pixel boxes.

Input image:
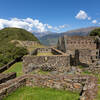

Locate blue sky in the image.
[0,0,100,32]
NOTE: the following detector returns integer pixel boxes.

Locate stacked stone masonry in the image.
[23,55,70,74]
[31,47,65,55]
[0,74,98,100]
[0,72,16,84]
[57,36,100,67]
[11,40,40,47]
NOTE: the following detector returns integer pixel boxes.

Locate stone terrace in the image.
[0,74,98,100]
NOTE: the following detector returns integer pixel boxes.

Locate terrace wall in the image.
[0,75,27,100]
[0,74,98,100]
[0,72,16,84]
[0,56,22,73]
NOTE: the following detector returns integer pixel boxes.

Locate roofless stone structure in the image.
[57,36,100,66]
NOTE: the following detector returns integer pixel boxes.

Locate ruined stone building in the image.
[57,36,100,66]
[23,35,100,74]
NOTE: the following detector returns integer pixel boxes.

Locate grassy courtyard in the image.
[4,87,80,100]
[37,52,53,56]
[4,62,23,77]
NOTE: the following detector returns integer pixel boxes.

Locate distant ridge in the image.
[39,27,98,46]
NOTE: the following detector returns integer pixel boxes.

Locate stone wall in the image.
[21,41,39,47]
[69,49,99,67]
[27,74,83,92]
[11,40,40,47]
[57,36,100,67]
[0,75,27,100]
[80,75,98,100]
[27,74,98,100]
[37,48,52,53]
[0,74,98,100]
[0,72,16,84]
[83,60,100,74]
[23,55,70,74]
[0,56,22,73]
[31,48,65,55]
[57,36,97,51]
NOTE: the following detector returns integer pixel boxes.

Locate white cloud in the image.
[0,18,47,32]
[46,24,53,29]
[75,10,100,25]
[45,24,69,31]
[54,27,60,31]
[88,17,91,20]
[0,18,69,32]
[58,24,69,29]
[75,10,92,21]
[75,10,88,20]
[92,20,97,24]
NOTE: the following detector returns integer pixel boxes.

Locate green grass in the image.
[4,62,23,77]
[4,86,80,100]
[95,86,100,100]
[82,70,93,75]
[37,52,53,56]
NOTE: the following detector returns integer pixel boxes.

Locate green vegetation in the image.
[82,70,93,75]
[0,27,39,42]
[90,28,100,37]
[0,43,28,67]
[31,69,49,75]
[0,27,39,67]
[4,62,23,77]
[37,52,53,56]
[4,87,80,100]
[96,86,100,100]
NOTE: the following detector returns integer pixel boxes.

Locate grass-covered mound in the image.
[4,87,80,100]
[0,27,39,67]
[0,27,39,42]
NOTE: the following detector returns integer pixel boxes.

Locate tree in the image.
[90,28,100,37]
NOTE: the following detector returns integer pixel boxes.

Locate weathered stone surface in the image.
[57,36,100,67]
[0,74,98,100]
[23,55,70,74]
[0,72,16,84]
[73,83,81,89]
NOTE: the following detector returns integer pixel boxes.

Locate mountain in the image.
[0,27,39,67]
[32,31,56,37]
[39,27,98,46]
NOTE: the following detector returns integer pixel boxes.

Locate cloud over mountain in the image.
[0,18,69,33]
